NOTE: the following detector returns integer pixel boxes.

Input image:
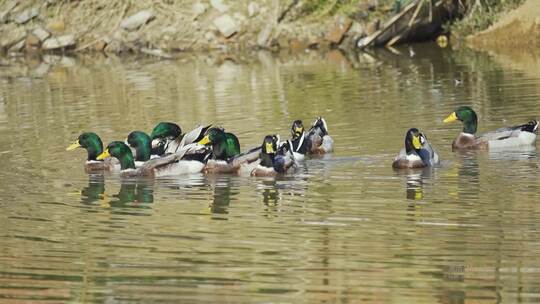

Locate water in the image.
[1,46,540,303]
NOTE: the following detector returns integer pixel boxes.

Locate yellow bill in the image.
[412,135,421,150]
[96,149,110,160]
[265,142,274,154]
[294,126,304,133]
[443,112,458,123]
[198,135,211,145]
[66,140,81,151]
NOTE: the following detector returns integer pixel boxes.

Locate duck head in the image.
[198,127,226,145]
[150,122,182,155]
[404,128,425,154]
[291,120,304,139]
[66,132,104,161]
[444,106,478,134]
[126,131,152,162]
[97,141,136,170]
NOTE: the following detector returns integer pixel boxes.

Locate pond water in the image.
[1,46,540,303]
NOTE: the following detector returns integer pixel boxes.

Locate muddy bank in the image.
[0,0,398,56]
[467,0,540,50]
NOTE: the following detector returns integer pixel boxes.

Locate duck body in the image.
[305,117,334,154]
[392,128,440,169]
[444,106,538,151]
[98,141,208,178]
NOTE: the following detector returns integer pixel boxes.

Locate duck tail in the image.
[308,117,329,137]
[519,120,539,133]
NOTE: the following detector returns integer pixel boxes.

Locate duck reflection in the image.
[207,175,237,214]
[395,168,433,200]
[80,174,105,204]
[261,181,280,206]
[109,180,154,206]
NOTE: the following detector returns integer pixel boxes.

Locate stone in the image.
[247,2,260,18]
[0,2,19,23]
[325,17,352,45]
[26,33,40,48]
[366,19,380,35]
[94,40,107,51]
[233,12,246,23]
[14,6,39,24]
[0,26,26,50]
[42,34,76,50]
[47,20,65,33]
[289,39,305,52]
[204,31,216,41]
[210,0,229,13]
[8,39,25,52]
[257,24,273,47]
[32,27,51,41]
[212,14,238,38]
[120,10,154,31]
[192,2,207,19]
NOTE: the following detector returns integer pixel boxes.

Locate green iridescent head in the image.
[150,122,182,140]
[443,106,478,134]
[66,132,104,161]
[198,127,226,145]
[97,141,135,170]
[127,131,151,162]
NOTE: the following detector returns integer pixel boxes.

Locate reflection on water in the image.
[1,46,540,303]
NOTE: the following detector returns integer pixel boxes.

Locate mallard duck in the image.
[198,127,241,161]
[250,135,296,177]
[150,122,210,156]
[306,117,334,154]
[97,141,208,178]
[287,120,308,161]
[443,106,538,150]
[66,132,117,172]
[392,128,440,169]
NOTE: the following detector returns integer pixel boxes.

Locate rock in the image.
[14,6,39,24]
[42,34,76,50]
[94,40,107,51]
[325,16,352,45]
[8,39,25,52]
[192,2,207,19]
[257,24,273,47]
[248,2,260,18]
[213,14,238,38]
[140,48,173,59]
[289,39,306,52]
[0,2,19,23]
[210,0,229,13]
[47,20,65,33]
[32,27,51,42]
[204,31,216,41]
[277,35,288,49]
[120,10,154,31]
[0,26,26,50]
[233,12,246,23]
[349,21,365,37]
[26,33,40,48]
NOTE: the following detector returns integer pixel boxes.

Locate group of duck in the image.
[392,106,538,168]
[67,106,538,177]
[66,117,334,177]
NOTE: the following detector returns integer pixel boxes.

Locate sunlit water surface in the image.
[1,46,540,303]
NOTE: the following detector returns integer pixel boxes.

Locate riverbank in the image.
[0,0,394,56]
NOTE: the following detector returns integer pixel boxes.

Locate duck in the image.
[443,106,538,150]
[250,135,296,177]
[305,117,334,154]
[96,141,208,178]
[392,128,440,169]
[150,122,210,156]
[198,127,241,161]
[66,132,118,172]
[287,120,308,161]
